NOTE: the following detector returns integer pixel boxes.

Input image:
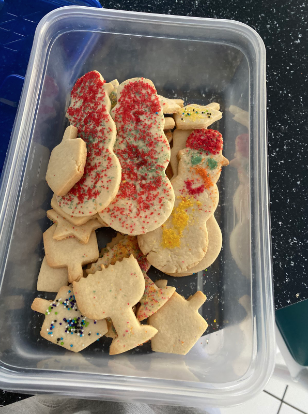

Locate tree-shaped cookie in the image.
[73,256,158,355]
[149,281,208,355]
[47,209,103,244]
[43,224,99,283]
[174,102,222,130]
[138,129,228,274]
[86,235,175,320]
[31,286,107,352]
[46,126,87,196]
[56,71,121,217]
[99,77,175,235]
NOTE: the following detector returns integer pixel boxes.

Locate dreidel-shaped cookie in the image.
[149,280,208,355]
[31,286,108,352]
[46,125,87,196]
[73,255,158,355]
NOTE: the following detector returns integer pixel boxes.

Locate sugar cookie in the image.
[44,224,99,283]
[73,256,158,355]
[149,281,208,355]
[138,129,228,274]
[170,129,192,177]
[174,103,222,130]
[99,77,175,235]
[31,286,107,352]
[158,96,184,113]
[47,209,103,244]
[37,257,68,292]
[164,117,175,130]
[57,71,121,217]
[86,235,175,320]
[46,126,87,196]
[166,215,222,277]
[51,195,96,226]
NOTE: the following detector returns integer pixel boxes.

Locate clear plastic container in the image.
[0,6,275,407]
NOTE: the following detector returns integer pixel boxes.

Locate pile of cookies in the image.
[32,71,228,355]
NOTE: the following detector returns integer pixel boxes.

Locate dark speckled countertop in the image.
[1,0,307,407]
[99,0,308,311]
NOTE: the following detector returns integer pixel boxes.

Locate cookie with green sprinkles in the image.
[31,286,107,352]
[174,102,222,130]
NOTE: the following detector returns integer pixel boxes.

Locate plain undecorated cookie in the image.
[44,224,99,283]
[73,256,158,355]
[149,281,208,355]
[46,126,87,196]
[37,257,68,292]
[31,286,107,352]
[47,209,103,244]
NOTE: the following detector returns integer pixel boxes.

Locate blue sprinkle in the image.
[48,332,52,335]
[68,290,71,293]
[96,333,99,335]
[80,334,82,337]
[61,337,63,340]
[70,344,73,347]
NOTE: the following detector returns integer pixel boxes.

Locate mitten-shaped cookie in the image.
[138,129,228,274]
[73,256,158,355]
[46,126,87,196]
[57,71,121,217]
[100,77,175,235]
[31,286,107,352]
[43,224,99,283]
[149,281,208,355]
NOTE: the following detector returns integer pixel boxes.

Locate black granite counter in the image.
[100,0,308,311]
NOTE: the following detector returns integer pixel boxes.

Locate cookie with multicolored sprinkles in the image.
[138,129,228,274]
[174,102,222,130]
[56,70,121,217]
[99,77,175,235]
[31,286,107,352]
[44,224,99,283]
[73,256,158,355]
[47,209,103,244]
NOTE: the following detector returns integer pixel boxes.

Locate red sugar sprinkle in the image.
[184,179,205,196]
[186,129,223,155]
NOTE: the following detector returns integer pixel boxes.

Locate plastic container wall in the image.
[0,7,275,407]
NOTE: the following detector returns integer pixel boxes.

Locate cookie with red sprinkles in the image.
[56,71,121,217]
[138,129,228,274]
[99,77,175,235]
